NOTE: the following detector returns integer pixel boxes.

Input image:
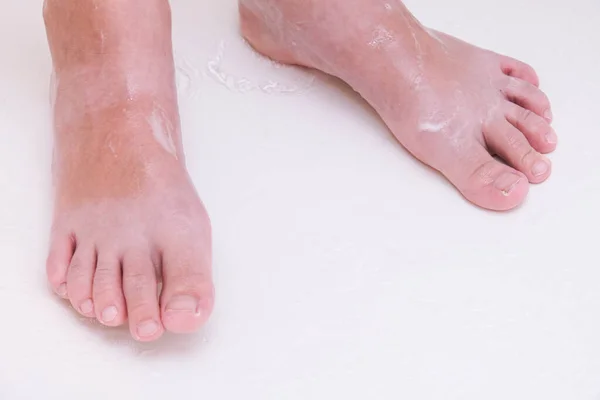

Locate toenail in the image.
[544,109,553,122]
[493,173,522,196]
[57,283,67,297]
[137,320,160,338]
[166,295,199,314]
[531,160,549,177]
[80,299,94,314]
[545,129,557,144]
[101,306,118,323]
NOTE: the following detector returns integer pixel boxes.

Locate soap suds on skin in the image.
[147,106,178,159]
[419,121,449,133]
[426,28,446,46]
[126,79,137,102]
[99,31,105,52]
[107,140,117,158]
[368,26,394,48]
[399,11,424,67]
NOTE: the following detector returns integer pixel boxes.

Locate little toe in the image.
[505,102,557,153]
[503,77,552,122]
[66,244,97,317]
[46,231,75,299]
[484,118,552,184]
[500,56,540,87]
[122,250,163,342]
[442,144,529,211]
[92,253,127,326]
[160,246,214,334]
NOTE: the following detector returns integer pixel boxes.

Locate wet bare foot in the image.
[239,0,557,210]
[44,0,213,342]
[45,97,214,341]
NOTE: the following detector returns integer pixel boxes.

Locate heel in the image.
[238,2,302,66]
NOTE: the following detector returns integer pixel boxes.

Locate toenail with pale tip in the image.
[532,160,549,177]
[101,306,118,323]
[544,109,553,122]
[57,283,67,297]
[166,295,199,314]
[546,129,557,144]
[80,299,94,314]
[137,320,160,338]
[493,173,522,196]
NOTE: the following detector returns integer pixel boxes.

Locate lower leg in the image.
[44,0,214,341]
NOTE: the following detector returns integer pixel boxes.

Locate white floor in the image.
[1,0,599,398]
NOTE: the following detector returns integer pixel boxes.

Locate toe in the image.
[504,102,557,153]
[484,118,552,184]
[92,253,127,327]
[503,77,552,122]
[122,250,163,342]
[66,244,97,317]
[46,231,75,298]
[442,144,529,211]
[160,245,214,334]
[500,56,540,87]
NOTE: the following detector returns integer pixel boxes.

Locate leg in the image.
[239,0,557,211]
[44,0,214,341]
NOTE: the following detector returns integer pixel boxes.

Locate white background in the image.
[0,0,599,398]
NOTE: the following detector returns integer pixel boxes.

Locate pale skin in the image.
[44,0,556,341]
[44,0,213,341]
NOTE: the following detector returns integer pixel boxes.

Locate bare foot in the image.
[44,0,213,342]
[239,0,557,210]
[45,97,214,341]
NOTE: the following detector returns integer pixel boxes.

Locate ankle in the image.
[53,86,182,163]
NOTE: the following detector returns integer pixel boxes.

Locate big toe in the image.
[160,244,214,334]
[442,145,529,211]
